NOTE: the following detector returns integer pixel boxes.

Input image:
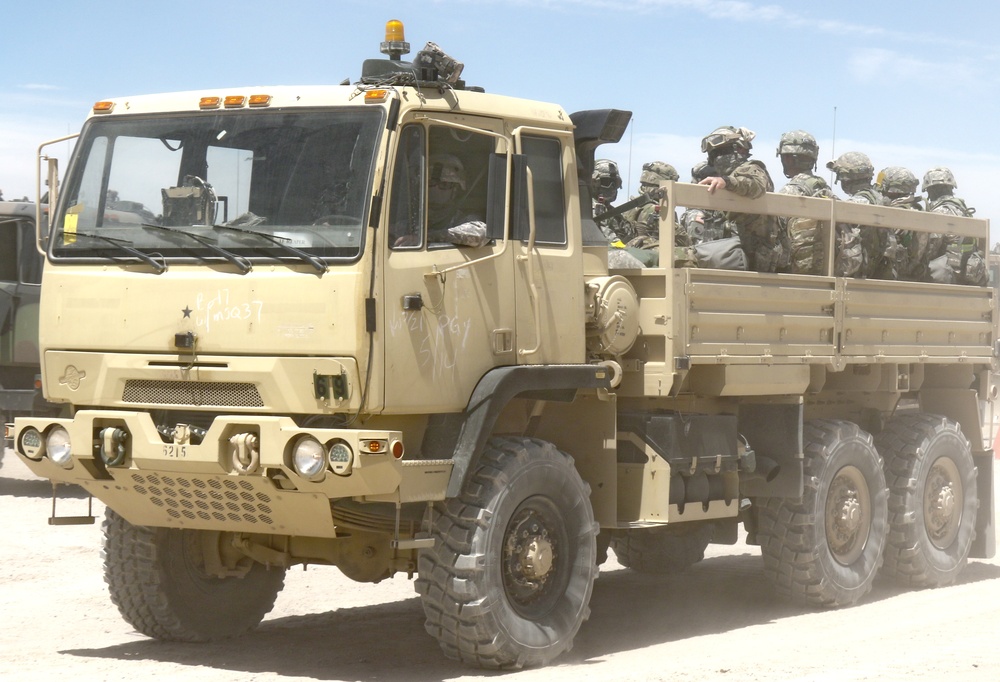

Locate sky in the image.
[2,0,999,243]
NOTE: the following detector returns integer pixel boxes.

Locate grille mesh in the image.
[131,472,275,525]
[122,380,263,407]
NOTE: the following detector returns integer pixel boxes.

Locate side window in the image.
[18,221,42,284]
[520,135,566,245]
[389,122,495,250]
[388,124,425,249]
[0,219,17,281]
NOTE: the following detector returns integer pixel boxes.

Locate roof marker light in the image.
[93,101,115,114]
[200,96,222,110]
[224,95,246,108]
[248,94,271,107]
[364,89,389,103]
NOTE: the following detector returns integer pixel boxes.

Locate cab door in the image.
[381,115,516,413]
[510,130,586,365]
[0,213,43,368]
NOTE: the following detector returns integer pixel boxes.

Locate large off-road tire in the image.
[875,413,978,588]
[416,437,598,669]
[610,523,714,574]
[758,420,888,607]
[102,508,286,641]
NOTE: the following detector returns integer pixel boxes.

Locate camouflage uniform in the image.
[923,167,988,285]
[775,130,834,275]
[700,126,779,272]
[592,159,634,244]
[877,166,926,281]
[826,152,885,278]
[679,162,725,245]
[622,161,680,244]
[426,154,489,247]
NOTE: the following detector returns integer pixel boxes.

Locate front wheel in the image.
[875,414,978,587]
[102,509,286,641]
[757,420,888,607]
[416,437,597,669]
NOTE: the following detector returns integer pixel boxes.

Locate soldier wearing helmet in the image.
[680,162,726,246]
[592,159,633,244]
[827,152,886,278]
[922,167,988,285]
[697,126,779,271]
[876,166,928,280]
[623,161,679,243]
[775,130,833,275]
[393,153,488,247]
[589,159,648,268]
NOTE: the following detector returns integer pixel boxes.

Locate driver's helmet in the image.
[922,166,957,192]
[825,151,875,183]
[429,153,466,190]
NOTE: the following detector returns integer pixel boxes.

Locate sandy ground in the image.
[2,448,999,682]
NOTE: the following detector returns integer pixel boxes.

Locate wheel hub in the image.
[925,460,963,549]
[825,466,871,565]
[502,503,563,614]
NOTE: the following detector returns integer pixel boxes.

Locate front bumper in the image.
[13,411,452,537]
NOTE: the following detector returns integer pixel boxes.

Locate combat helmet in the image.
[690,161,714,183]
[429,153,466,190]
[701,126,755,154]
[592,159,623,202]
[922,167,957,192]
[876,166,919,197]
[826,152,874,183]
[776,130,819,160]
[640,161,679,188]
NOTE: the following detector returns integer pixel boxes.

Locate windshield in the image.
[52,107,383,266]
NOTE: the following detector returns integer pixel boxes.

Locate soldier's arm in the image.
[722,163,771,199]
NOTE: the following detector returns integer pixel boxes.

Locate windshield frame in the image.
[49,106,385,269]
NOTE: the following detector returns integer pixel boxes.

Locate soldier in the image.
[590,159,647,269]
[623,161,680,244]
[698,126,779,271]
[876,166,925,280]
[394,154,488,247]
[775,130,834,275]
[592,159,633,245]
[923,167,988,285]
[826,151,886,278]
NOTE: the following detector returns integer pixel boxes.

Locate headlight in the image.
[328,440,354,476]
[46,426,73,469]
[19,427,45,460]
[292,436,327,481]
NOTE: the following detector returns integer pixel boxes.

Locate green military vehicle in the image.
[1,201,48,467]
[11,22,997,669]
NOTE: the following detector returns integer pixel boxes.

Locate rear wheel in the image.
[610,523,714,574]
[102,508,286,641]
[416,437,597,669]
[875,413,978,587]
[758,420,888,607]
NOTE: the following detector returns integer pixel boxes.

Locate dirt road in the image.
[2,449,998,681]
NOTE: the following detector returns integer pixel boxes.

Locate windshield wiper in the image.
[213,224,328,273]
[141,223,252,274]
[57,230,167,274]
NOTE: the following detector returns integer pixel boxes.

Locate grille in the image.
[131,472,275,525]
[122,380,263,407]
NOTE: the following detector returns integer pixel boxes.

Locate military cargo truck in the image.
[1,201,49,465]
[12,22,997,669]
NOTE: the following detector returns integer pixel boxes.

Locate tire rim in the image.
[924,456,963,550]
[825,465,871,565]
[502,495,567,619]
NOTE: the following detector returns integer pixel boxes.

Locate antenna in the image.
[830,106,838,185]
[626,118,634,193]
